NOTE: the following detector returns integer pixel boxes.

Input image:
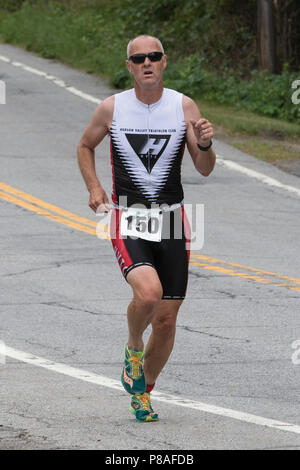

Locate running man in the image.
[77,35,216,422]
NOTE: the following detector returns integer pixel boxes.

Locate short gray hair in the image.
[127,35,165,59]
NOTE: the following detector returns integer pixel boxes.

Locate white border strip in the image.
[5,345,300,436]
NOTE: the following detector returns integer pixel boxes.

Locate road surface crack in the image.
[177,324,250,342]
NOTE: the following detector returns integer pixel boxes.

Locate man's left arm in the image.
[183,95,216,177]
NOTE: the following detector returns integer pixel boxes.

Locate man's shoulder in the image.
[105,93,119,104]
[182,94,197,112]
[164,87,183,98]
[92,94,115,124]
[98,89,133,109]
[163,89,197,114]
[114,88,134,100]
[181,94,201,122]
[164,88,194,110]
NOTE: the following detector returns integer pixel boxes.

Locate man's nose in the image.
[144,57,151,66]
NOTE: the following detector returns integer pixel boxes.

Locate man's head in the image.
[126,35,165,59]
[126,35,167,90]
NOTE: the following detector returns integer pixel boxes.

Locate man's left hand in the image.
[190,118,214,147]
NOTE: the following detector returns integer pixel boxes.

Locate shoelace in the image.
[137,393,152,412]
[129,356,143,379]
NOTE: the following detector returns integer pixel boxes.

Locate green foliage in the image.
[0,0,299,123]
[0,0,25,12]
[164,54,300,122]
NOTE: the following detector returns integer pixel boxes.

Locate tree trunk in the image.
[257,0,276,72]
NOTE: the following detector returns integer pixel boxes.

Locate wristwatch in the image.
[197,140,212,151]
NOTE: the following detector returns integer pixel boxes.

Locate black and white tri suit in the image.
[109,88,190,299]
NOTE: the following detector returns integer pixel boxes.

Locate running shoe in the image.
[130,392,159,422]
[121,345,146,395]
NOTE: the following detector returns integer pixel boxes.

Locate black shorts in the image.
[110,206,190,299]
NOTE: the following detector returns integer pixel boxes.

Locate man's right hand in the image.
[89,185,110,213]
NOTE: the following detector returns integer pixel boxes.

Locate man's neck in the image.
[134,82,164,105]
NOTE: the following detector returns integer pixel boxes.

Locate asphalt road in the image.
[1,43,300,450]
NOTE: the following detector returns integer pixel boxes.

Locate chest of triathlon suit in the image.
[109,88,187,208]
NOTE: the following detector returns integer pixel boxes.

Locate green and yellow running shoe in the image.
[130,392,159,423]
[121,345,146,395]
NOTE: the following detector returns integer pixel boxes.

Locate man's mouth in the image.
[144,71,153,76]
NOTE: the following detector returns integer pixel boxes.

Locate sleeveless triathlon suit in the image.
[109,88,190,299]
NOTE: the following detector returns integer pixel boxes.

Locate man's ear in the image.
[162,54,167,70]
[126,59,133,75]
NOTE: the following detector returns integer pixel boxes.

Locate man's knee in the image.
[151,300,183,336]
[135,286,163,309]
[152,313,178,338]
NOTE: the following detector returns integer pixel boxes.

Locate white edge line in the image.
[0,54,10,63]
[0,54,102,105]
[1,52,300,198]
[216,155,300,198]
[5,345,300,436]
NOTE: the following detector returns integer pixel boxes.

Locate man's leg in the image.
[126,265,163,352]
[124,266,183,422]
[126,265,183,385]
[143,299,183,386]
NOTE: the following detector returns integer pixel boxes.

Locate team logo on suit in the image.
[125,134,171,173]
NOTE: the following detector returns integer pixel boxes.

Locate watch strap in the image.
[197,140,212,151]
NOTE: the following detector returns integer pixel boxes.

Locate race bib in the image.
[120,207,163,242]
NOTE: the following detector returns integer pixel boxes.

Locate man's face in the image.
[126,37,167,89]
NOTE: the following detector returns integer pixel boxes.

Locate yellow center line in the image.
[189,259,298,289]
[0,182,299,292]
[289,286,300,292]
[191,253,300,285]
[0,182,107,231]
[0,189,108,240]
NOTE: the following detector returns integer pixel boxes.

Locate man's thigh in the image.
[126,264,163,301]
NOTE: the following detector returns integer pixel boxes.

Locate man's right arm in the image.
[77,95,114,212]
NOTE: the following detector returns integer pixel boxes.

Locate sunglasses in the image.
[128,51,164,64]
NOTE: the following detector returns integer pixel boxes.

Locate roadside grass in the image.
[229,137,300,162]
[197,100,300,162]
[0,3,126,77]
